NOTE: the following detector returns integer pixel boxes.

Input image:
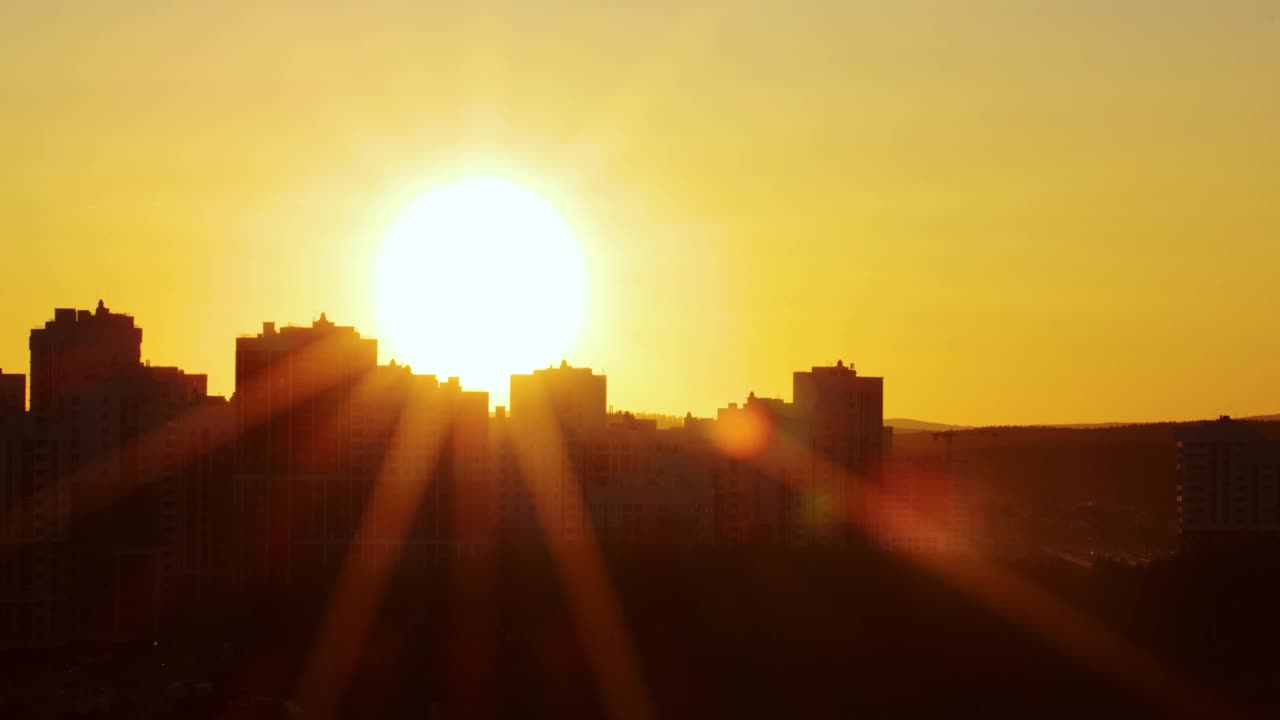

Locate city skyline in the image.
[1,298,904,647]
[3,300,885,421]
[1,300,1276,427]
[3,296,1270,717]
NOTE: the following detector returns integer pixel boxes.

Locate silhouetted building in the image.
[0,304,221,645]
[499,361,889,551]
[0,370,23,415]
[792,360,885,542]
[233,317,492,582]
[708,394,789,544]
[29,301,142,415]
[793,360,885,478]
[234,314,378,476]
[504,362,608,545]
[172,396,235,591]
[1177,416,1280,551]
[647,424,717,548]
[586,413,714,550]
[233,314,377,582]
[338,366,491,568]
[0,396,45,646]
[695,363,886,546]
[57,363,213,640]
[509,360,607,436]
[500,365,717,551]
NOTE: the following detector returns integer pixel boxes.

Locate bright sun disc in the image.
[375,177,586,403]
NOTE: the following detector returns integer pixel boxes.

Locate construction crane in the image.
[933,430,955,464]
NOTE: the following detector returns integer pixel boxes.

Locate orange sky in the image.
[1,1,1277,425]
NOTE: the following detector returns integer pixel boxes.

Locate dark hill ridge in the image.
[885,418,972,433]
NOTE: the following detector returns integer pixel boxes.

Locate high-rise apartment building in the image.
[233,314,377,581]
[1177,416,1280,551]
[791,361,885,542]
[233,316,491,580]
[29,301,142,415]
[505,362,607,544]
[2,304,219,644]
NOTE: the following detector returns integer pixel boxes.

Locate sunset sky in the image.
[1,1,1277,425]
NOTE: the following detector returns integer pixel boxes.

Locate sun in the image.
[374,177,586,404]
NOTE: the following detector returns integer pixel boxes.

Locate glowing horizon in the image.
[1,2,1277,425]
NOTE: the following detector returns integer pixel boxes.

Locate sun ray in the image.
[728,426,1249,720]
[294,377,449,715]
[507,384,656,720]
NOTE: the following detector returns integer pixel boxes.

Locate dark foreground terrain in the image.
[3,545,1279,718]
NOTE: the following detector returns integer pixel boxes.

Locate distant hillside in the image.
[1040,422,1139,429]
[885,418,971,434]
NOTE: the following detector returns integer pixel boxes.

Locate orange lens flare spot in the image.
[709,403,774,459]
